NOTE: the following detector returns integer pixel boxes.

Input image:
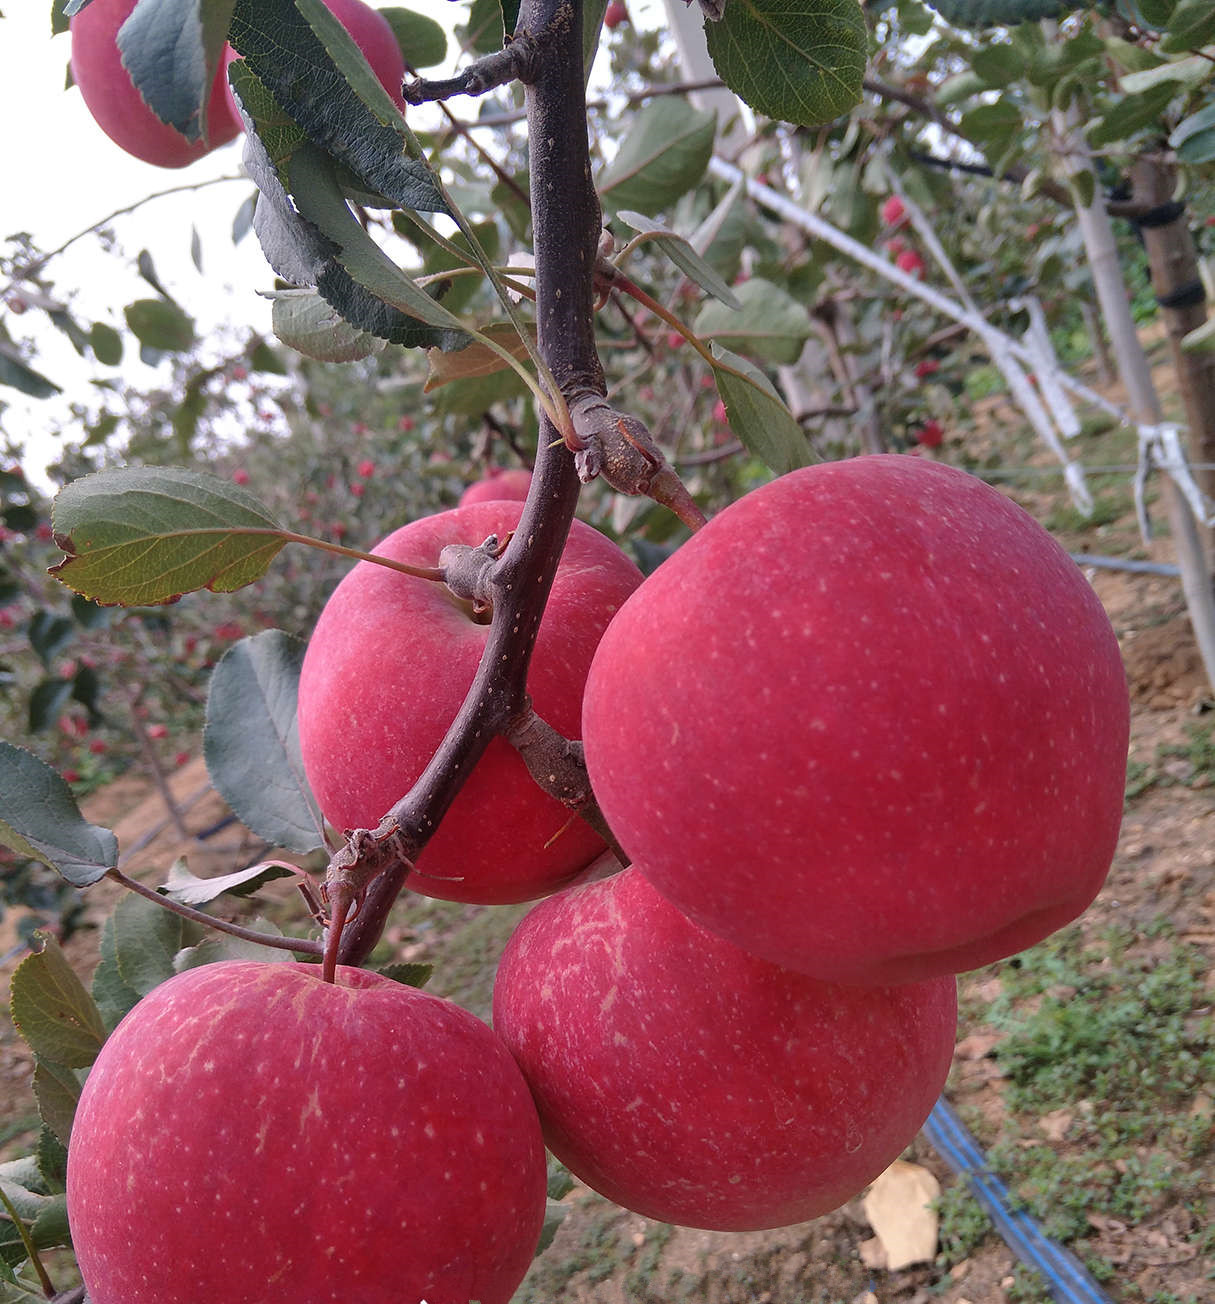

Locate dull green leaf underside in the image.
[50,466,287,607]
[705,0,867,128]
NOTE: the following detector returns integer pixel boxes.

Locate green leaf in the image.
[0,743,117,887]
[711,344,811,476]
[1159,0,1215,53]
[694,278,812,364]
[614,211,741,308]
[25,612,74,670]
[1087,82,1178,147]
[379,6,447,68]
[0,344,59,400]
[31,1062,81,1149]
[27,680,72,735]
[9,935,107,1068]
[1120,54,1214,95]
[88,321,123,366]
[92,911,143,1033]
[111,891,182,997]
[49,466,288,607]
[116,0,237,141]
[203,630,325,854]
[29,1195,69,1253]
[704,0,866,128]
[161,858,297,907]
[375,962,434,988]
[123,299,196,353]
[172,917,298,970]
[247,338,287,373]
[969,42,1023,88]
[269,289,387,362]
[229,0,445,212]
[598,99,716,216]
[960,100,1025,157]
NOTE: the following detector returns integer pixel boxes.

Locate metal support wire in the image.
[923,1098,1116,1304]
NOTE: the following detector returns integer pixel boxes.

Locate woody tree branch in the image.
[329,0,608,972]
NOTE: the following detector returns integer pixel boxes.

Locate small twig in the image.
[108,867,323,956]
[402,32,545,105]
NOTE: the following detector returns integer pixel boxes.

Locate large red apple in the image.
[458,468,534,506]
[67,961,547,1304]
[581,455,1129,986]
[298,502,642,903]
[493,867,957,1230]
[70,0,243,168]
[224,0,407,117]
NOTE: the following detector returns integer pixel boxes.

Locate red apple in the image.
[895,247,926,278]
[457,468,533,506]
[298,502,643,903]
[915,417,944,447]
[881,194,907,227]
[604,0,629,27]
[581,456,1129,986]
[70,0,243,168]
[67,961,547,1304]
[493,867,957,1230]
[224,0,407,116]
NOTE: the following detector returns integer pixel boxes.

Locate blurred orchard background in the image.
[1,1,1214,1301]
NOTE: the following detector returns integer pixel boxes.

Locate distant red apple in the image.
[896,248,926,278]
[298,502,643,903]
[604,0,629,27]
[67,961,547,1304]
[357,458,376,478]
[581,456,1129,985]
[457,468,533,506]
[915,358,940,379]
[881,195,908,227]
[494,867,957,1230]
[224,0,407,117]
[71,0,243,168]
[916,418,944,447]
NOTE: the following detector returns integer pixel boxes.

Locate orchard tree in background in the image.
[2,0,1202,1298]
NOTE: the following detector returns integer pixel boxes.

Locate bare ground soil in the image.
[1,342,1213,1304]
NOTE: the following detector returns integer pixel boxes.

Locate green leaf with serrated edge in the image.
[92,913,142,1033]
[0,743,117,886]
[49,465,288,607]
[269,290,387,363]
[424,322,535,391]
[112,891,182,998]
[9,935,106,1069]
[162,858,297,907]
[173,917,298,971]
[88,321,122,366]
[229,0,445,213]
[598,99,717,216]
[204,630,325,853]
[376,962,434,988]
[711,344,811,476]
[32,1062,81,1150]
[29,1195,69,1253]
[288,146,471,336]
[1087,83,1177,148]
[124,299,195,353]
[704,0,866,128]
[117,0,237,141]
[694,278,811,365]
[614,211,741,309]
[379,7,447,68]
[34,1129,66,1195]
[0,345,59,400]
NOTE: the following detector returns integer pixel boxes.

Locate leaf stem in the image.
[108,868,323,956]
[0,1185,56,1299]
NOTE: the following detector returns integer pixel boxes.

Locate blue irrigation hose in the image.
[922,1098,1116,1304]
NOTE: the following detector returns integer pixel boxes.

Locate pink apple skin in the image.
[298,502,642,903]
[581,455,1130,986]
[67,961,547,1304]
[224,0,407,116]
[71,0,244,168]
[458,469,534,506]
[493,868,957,1231]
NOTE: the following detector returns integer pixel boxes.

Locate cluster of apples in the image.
[65,456,1129,1302]
[69,0,406,168]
